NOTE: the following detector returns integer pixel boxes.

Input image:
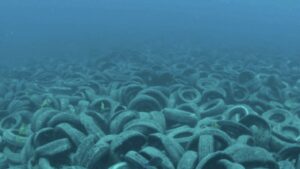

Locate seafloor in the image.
[1,49,300,169]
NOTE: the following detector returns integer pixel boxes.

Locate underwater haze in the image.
[1,0,300,66]
[2,0,300,169]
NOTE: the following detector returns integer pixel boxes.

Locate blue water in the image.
[1,0,300,66]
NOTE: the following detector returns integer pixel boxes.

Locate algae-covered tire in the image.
[111,130,146,157]
[201,87,226,103]
[47,112,81,128]
[2,129,28,147]
[148,133,184,165]
[72,135,97,165]
[109,110,137,134]
[224,144,278,169]
[198,99,226,118]
[177,86,202,104]
[0,113,22,134]
[140,146,175,169]
[35,138,72,157]
[167,125,195,148]
[31,108,58,132]
[177,151,198,169]
[79,111,105,137]
[262,108,292,127]
[239,114,272,149]
[163,108,198,127]
[55,123,86,146]
[195,152,233,169]
[128,94,162,112]
[83,141,110,169]
[123,119,164,134]
[0,153,8,169]
[123,151,149,169]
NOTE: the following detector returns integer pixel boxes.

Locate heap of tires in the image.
[0,52,300,169]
